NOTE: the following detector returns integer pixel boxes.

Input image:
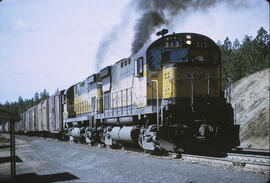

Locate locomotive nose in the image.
[162,64,220,104]
[162,64,177,100]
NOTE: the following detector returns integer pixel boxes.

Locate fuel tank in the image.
[70,127,85,138]
[110,126,139,143]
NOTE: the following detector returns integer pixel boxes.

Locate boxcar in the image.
[37,103,43,132]
[28,106,34,133]
[41,99,49,133]
[48,93,63,136]
[24,111,29,133]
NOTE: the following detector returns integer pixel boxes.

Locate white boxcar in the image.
[24,111,29,132]
[28,107,34,132]
[41,99,49,131]
[49,95,55,133]
[37,103,42,131]
[49,94,62,133]
[21,113,26,132]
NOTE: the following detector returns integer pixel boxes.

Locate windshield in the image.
[163,48,188,63]
[148,49,161,70]
[162,48,219,63]
[148,48,220,70]
[189,49,219,63]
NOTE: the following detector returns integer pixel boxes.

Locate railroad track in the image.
[231,148,270,156]
[227,153,269,166]
[178,152,269,174]
[6,134,270,173]
[102,144,270,174]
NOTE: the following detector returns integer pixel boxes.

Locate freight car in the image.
[14,91,65,138]
[14,31,240,152]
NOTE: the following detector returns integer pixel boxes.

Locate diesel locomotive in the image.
[14,31,240,152]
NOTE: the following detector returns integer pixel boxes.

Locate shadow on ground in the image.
[0,172,79,183]
[0,156,23,163]
[0,145,10,149]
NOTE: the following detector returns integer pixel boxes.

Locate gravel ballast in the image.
[0,135,269,183]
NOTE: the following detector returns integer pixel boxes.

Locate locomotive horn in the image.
[156,29,168,37]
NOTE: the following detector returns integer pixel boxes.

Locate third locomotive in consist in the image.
[16,30,240,152]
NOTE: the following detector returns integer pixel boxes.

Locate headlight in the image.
[186,35,192,39]
[186,40,192,45]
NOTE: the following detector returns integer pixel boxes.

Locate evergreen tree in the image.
[254,27,269,70]
[34,92,40,104]
[4,101,10,112]
[55,88,59,94]
[0,89,50,113]
[18,96,24,113]
[232,39,240,50]
[40,89,50,101]
[219,27,269,82]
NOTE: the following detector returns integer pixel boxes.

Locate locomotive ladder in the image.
[147,80,159,129]
[149,78,174,128]
[160,78,173,127]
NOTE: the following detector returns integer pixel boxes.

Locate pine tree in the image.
[18,96,24,113]
[34,92,40,104]
[219,27,269,82]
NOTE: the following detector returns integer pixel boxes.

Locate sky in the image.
[0,0,269,103]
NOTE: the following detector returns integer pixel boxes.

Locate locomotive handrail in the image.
[110,87,133,116]
[191,75,194,110]
[161,78,171,126]
[147,80,159,130]
[160,77,237,125]
[207,74,210,96]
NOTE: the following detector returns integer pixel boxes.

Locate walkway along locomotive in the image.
[15,31,240,152]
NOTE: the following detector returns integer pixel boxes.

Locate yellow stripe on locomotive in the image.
[162,66,220,99]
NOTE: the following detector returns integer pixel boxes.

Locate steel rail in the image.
[231,148,270,156]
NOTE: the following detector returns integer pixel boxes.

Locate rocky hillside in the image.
[232,68,269,149]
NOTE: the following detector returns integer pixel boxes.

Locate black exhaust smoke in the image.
[131,0,247,54]
[95,0,250,70]
[95,29,118,71]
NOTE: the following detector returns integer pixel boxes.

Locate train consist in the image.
[7,32,240,152]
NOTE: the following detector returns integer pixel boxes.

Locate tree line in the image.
[0,27,269,114]
[219,27,269,81]
[0,89,50,114]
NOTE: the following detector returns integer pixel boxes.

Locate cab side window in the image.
[135,57,143,77]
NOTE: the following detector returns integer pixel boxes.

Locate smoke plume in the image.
[131,0,247,53]
[95,28,118,71]
[95,7,131,71]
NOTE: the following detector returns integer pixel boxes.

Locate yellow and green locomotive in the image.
[63,31,240,152]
